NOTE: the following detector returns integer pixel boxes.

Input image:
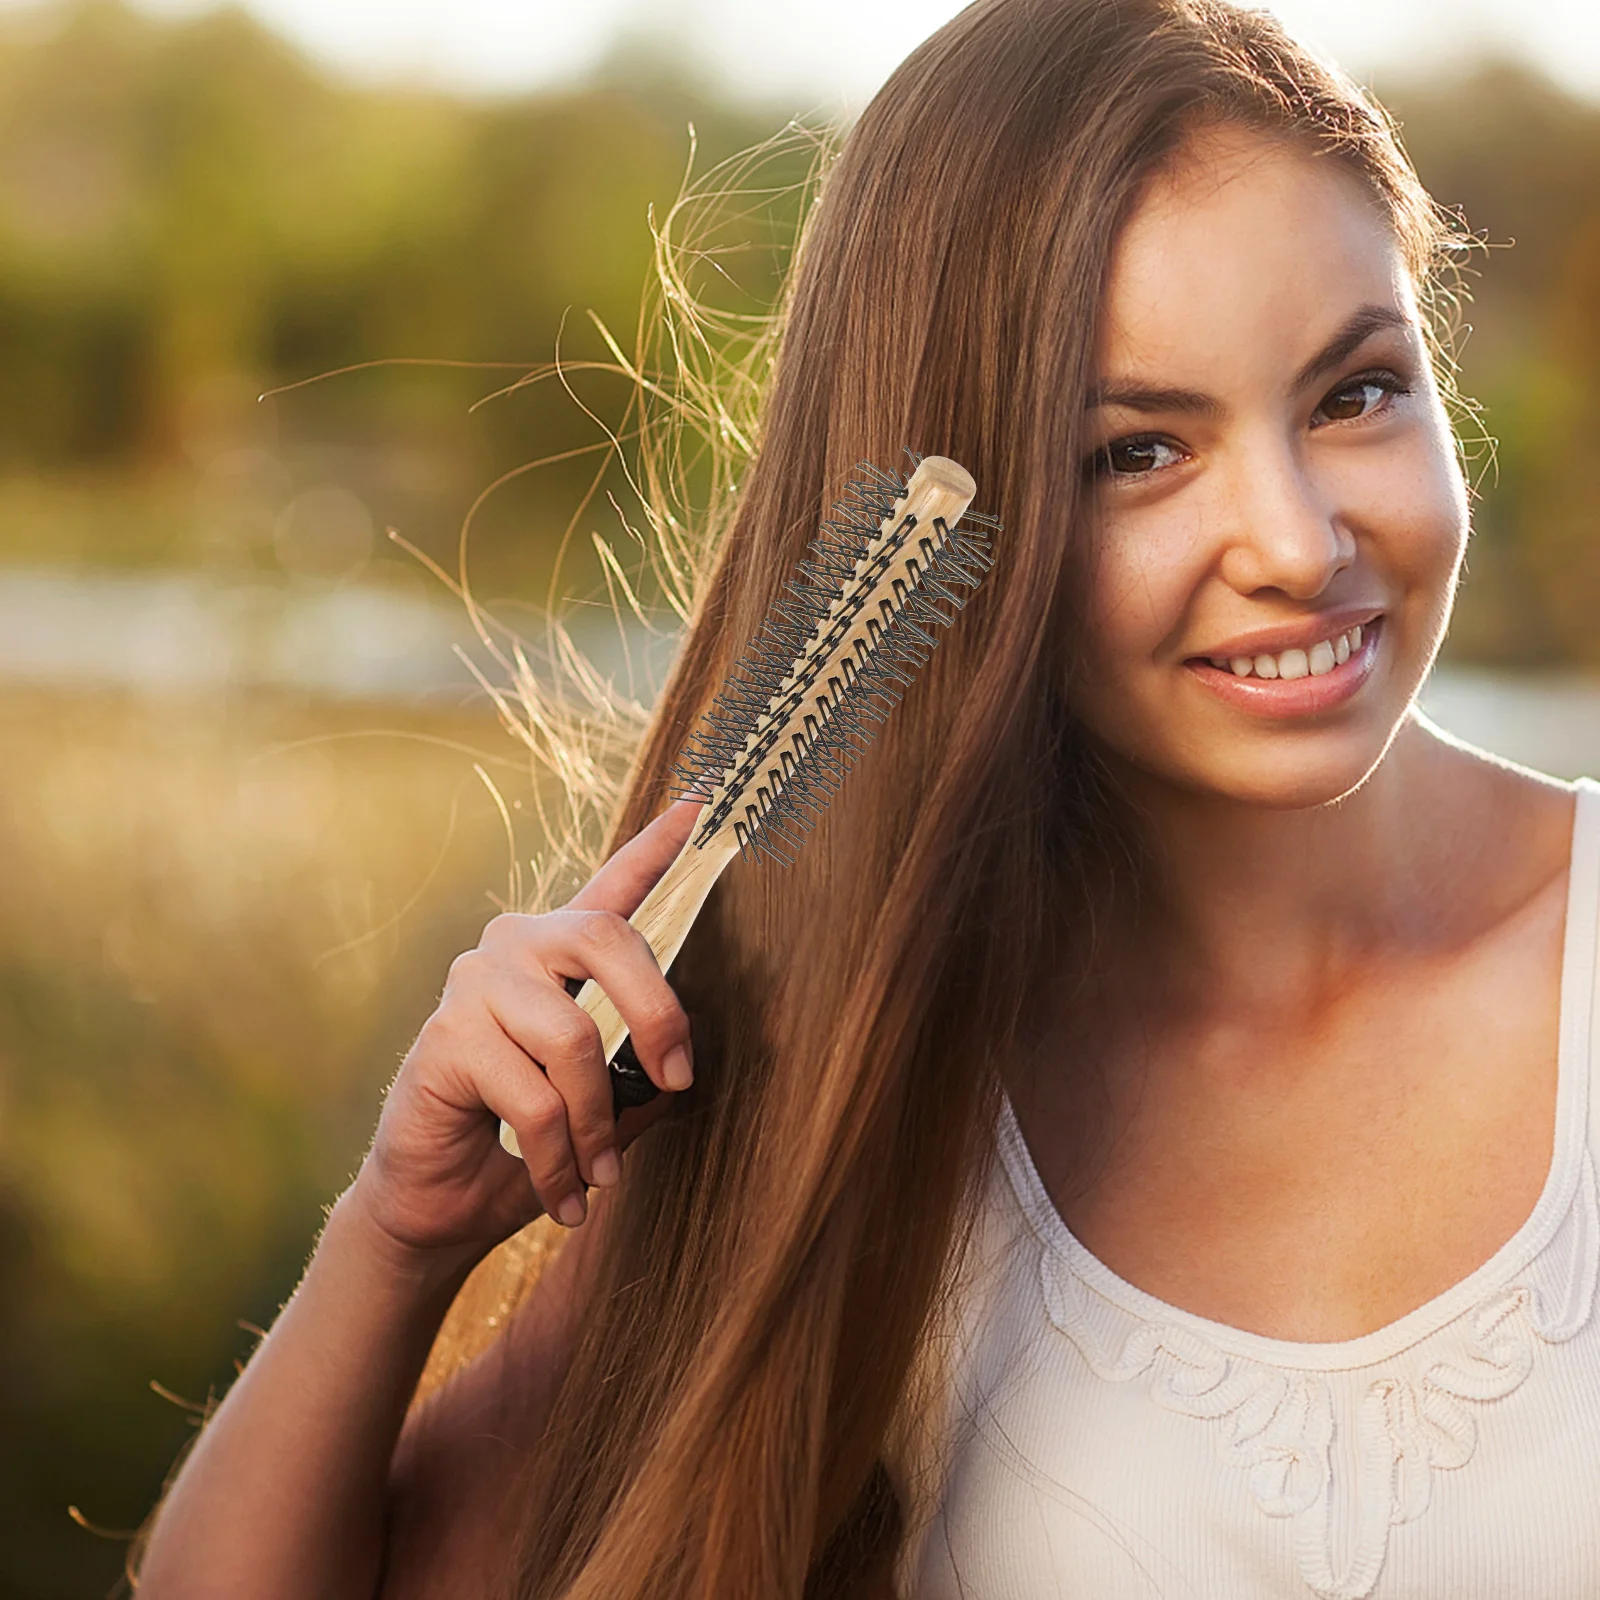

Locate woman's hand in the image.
[351,797,704,1260]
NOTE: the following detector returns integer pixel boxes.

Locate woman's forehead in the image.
[1097,128,1415,383]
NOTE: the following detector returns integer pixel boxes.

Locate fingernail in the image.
[591,1147,620,1187]
[663,1045,693,1091]
[556,1192,587,1228]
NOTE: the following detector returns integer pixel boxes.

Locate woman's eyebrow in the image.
[1290,303,1411,393]
[1085,304,1414,416]
[1084,381,1221,416]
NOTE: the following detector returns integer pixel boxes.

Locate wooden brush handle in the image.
[498,830,740,1158]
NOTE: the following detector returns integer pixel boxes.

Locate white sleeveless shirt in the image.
[895,777,1600,1600]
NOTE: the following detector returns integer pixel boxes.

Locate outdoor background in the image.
[0,0,1596,1592]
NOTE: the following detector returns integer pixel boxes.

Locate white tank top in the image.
[894,777,1600,1600]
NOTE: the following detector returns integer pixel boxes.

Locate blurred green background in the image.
[0,2,1597,1593]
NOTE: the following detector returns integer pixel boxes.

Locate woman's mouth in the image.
[1207,621,1367,681]
[1185,617,1383,716]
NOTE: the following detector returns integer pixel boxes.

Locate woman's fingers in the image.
[482,905,695,1095]
[482,966,616,1189]
[462,1022,589,1225]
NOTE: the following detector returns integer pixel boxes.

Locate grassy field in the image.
[0,683,546,1597]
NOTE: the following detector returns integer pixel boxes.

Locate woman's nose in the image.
[1216,441,1355,600]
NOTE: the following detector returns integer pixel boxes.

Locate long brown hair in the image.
[448,2,1464,1594]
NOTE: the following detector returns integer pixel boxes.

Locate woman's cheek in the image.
[1373,389,1467,545]
[1341,415,1468,628]
[1078,509,1208,717]
[1409,425,1470,594]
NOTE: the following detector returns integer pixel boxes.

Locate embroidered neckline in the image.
[1020,1154,1600,1600]
[995,777,1600,1599]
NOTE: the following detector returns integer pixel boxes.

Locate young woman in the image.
[134,1,1598,1596]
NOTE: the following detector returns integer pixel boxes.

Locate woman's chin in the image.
[1216,763,1385,811]
[1119,727,1403,813]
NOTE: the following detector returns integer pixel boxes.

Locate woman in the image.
[134,1,1598,1596]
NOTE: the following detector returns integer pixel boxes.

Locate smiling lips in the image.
[1186,616,1383,715]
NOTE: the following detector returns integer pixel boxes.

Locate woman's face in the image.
[1073,125,1468,810]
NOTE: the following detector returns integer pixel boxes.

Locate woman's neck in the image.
[1105,717,1567,1020]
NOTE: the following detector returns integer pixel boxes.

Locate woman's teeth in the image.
[1211,624,1364,681]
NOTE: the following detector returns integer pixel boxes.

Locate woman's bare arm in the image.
[138,1175,612,1600]
[135,1178,484,1599]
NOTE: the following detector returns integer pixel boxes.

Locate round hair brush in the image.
[500,453,998,1157]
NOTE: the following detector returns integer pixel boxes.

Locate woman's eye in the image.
[1313,373,1410,426]
[1089,435,1187,480]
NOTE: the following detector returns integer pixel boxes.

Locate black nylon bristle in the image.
[666,465,998,868]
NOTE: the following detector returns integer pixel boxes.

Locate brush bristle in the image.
[666,453,998,868]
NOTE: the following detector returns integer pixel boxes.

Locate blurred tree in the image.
[0,0,805,594]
